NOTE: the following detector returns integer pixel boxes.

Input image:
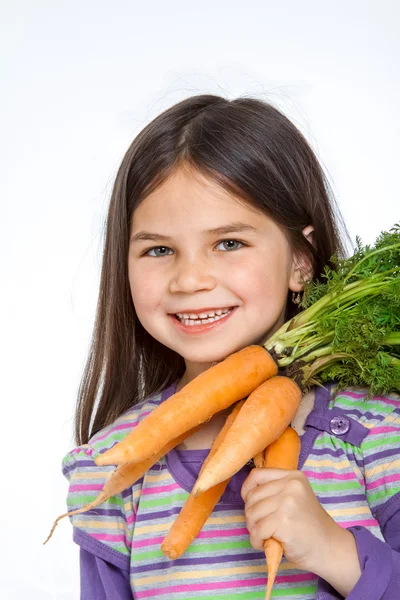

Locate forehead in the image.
[131,167,264,231]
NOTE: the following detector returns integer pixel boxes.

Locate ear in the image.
[289,225,314,292]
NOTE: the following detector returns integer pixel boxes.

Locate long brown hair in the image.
[74,94,352,446]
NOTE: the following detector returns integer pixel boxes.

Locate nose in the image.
[169,258,217,294]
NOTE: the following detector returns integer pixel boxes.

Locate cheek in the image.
[232,262,290,335]
[128,264,160,311]
[233,261,286,306]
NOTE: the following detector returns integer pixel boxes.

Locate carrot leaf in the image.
[264,222,400,395]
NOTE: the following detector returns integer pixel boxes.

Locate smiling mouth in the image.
[173,306,237,325]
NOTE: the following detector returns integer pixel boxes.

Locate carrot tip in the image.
[94,455,109,466]
[43,519,60,545]
[161,546,178,560]
[191,485,203,499]
[265,569,277,600]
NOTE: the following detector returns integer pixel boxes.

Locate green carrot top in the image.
[264,223,400,396]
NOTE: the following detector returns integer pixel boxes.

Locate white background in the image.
[1,1,399,598]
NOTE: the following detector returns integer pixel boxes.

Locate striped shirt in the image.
[62,379,400,599]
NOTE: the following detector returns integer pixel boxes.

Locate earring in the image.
[292,291,302,305]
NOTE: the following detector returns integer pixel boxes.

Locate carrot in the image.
[263,425,301,470]
[161,399,245,559]
[95,345,277,467]
[256,426,301,600]
[43,423,202,545]
[191,376,301,497]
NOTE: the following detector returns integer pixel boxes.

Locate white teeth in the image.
[176,307,234,325]
[176,307,231,320]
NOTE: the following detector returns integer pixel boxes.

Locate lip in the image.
[170,306,237,334]
[170,306,237,316]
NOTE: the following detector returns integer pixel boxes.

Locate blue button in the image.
[330,416,350,435]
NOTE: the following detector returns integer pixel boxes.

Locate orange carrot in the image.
[95,346,277,467]
[161,399,245,559]
[259,426,301,600]
[43,423,202,545]
[191,376,301,497]
[263,425,300,470]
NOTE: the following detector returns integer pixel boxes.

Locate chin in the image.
[180,343,248,366]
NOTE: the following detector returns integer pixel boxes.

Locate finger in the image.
[245,493,282,533]
[248,514,280,552]
[241,467,295,502]
[244,479,286,510]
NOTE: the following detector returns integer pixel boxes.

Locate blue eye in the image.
[144,246,173,258]
[142,240,245,257]
[216,240,244,252]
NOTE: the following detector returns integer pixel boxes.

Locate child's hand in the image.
[241,468,345,573]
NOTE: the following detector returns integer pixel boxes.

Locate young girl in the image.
[63,94,400,599]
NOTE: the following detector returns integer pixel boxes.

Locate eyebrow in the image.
[130,222,259,244]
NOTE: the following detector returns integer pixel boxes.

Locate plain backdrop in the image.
[1,1,399,598]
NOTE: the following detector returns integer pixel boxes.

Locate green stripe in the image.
[362,434,400,451]
[67,494,125,508]
[92,432,128,448]
[313,431,400,455]
[309,480,360,492]
[368,486,400,503]
[177,586,317,600]
[110,544,129,556]
[314,433,341,446]
[333,395,394,414]
[140,493,189,508]
[132,540,253,561]
[313,433,359,452]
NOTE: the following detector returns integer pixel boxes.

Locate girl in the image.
[63,94,400,599]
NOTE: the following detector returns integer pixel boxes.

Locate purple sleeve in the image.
[79,548,133,600]
[316,492,400,600]
[74,528,133,600]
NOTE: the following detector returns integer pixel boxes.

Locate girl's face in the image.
[128,166,312,382]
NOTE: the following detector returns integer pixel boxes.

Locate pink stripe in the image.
[132,536,165,549]
[71,447,87,455]
[303,470,356,480]
[343,391,399,406]
[276,572,316,584]
[369,426,399,435]
[338,519,379,528]
[126,513,136,526]
[366,473,400,490]
[70,483,104,492]
[136,573,316,598]
[141,483,180,495]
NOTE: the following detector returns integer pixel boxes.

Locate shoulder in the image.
[328,382,400,430]
[61,384,175,556]
[63,384,173,475]
[328,385,400,513]
[90,385,170,456]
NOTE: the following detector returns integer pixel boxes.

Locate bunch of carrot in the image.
[45,347,292,543]
[44,345,276,543]
[45,354,302,598]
